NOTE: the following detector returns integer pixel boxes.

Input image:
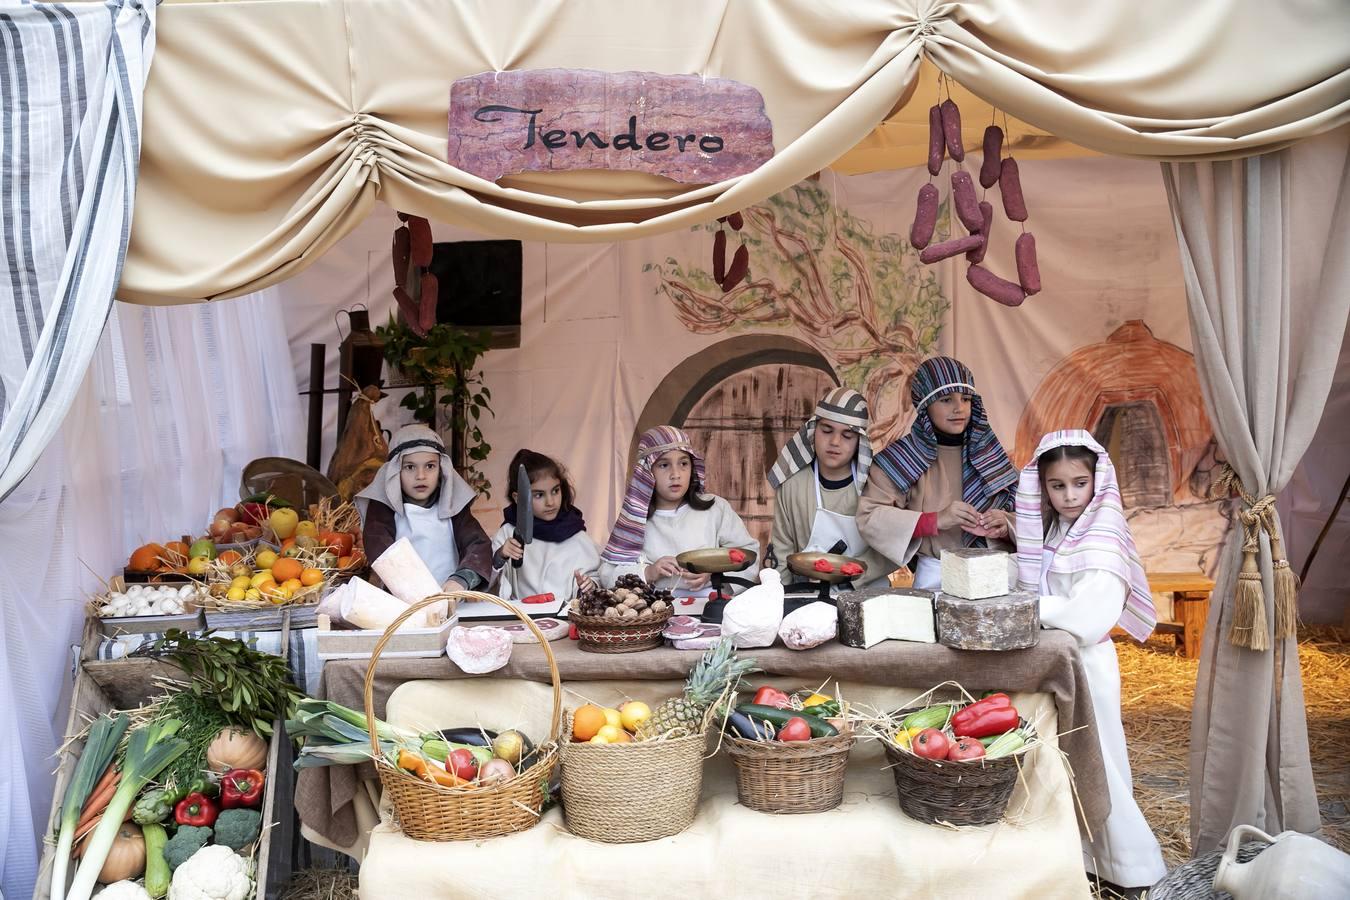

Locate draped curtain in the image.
[118,0,1350,304]
[0,290,302,900]
[1162,126,1350,851]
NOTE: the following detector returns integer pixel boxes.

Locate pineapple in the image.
[638,637,758,739]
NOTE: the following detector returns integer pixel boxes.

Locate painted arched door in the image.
[681,364,838,552]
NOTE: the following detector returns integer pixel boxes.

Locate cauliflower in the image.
[167,845,252,900]
[97,882,153,900]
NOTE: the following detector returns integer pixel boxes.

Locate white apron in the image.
[802,463,866,557]
[395,502,459,586]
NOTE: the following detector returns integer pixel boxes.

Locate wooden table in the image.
[1147,571,1215,658]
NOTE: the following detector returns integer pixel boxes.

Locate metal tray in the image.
[786,551,867,585]
[676,547,757,574]
[98,607,206,636]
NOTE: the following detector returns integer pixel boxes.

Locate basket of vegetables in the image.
[879,689,1038,826]
[559,637,758,842]
[567,576,674,653]
[362,592,561,842]
[722,686,856,814]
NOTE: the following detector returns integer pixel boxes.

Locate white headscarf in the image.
[355,424,476,519]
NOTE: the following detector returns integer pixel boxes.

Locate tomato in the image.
[752,686,792,709]
[777,717,812,742]
[946,736,986,761]
[447,748,479,781]
[911,728,950,760]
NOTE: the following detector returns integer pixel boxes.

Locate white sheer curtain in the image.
[0,289,301,900]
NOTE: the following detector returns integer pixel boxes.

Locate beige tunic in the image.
[768,466,897,582]
[855,445,1014,568]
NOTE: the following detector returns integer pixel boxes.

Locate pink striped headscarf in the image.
[1015,430,1156,643]
[601,426,707,565]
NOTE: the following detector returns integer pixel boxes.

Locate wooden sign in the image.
[448,69,774,184]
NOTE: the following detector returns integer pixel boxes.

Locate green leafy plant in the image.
[377,318,494,494]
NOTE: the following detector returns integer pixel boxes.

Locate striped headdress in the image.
[768,387,873,489]
[871,357,1017,547]
[1015,430,1157,643]
[601,426,707,564]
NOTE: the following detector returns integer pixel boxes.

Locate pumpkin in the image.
[205,727,268,772]
[127,544,166,573]
[98,822,145,884]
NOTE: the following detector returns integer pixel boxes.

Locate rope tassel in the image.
[1216,465,1299,650]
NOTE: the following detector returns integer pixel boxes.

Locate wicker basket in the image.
[724,729,856,814]
[1147,841,1269,900]
[560,711,706,842]
[882,714,1035,827]
[569,605,672,654]
[363,591,561,842]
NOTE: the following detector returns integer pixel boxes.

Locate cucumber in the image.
[735,704,838,738]
[984,730,1026,759]
[901,705,953,731]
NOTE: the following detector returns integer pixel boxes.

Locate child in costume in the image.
[767,387,896,588]
[599,425,757,616]
[1015,430,1166,890]
[857,356,1017,590]
[356,424,492,593]
[477,449,599,619]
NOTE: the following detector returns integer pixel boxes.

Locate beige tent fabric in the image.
[1161,125,1350,853]
[120,0,1350,304]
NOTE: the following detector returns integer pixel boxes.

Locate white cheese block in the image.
[939,549,1012,600]
[836,587,937,649]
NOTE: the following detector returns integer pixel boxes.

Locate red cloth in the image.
[914,511,938,538]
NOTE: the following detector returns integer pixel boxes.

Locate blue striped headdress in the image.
[872,357,1017,547]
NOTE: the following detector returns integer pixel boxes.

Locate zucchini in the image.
[984,730,1026,759]
[901,704,953,731]
[735,704,838,738]
[143,823,170,899]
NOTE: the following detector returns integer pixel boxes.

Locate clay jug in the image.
[1212,824,1350,898]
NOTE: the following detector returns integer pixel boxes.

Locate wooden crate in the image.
[34,653,287,899]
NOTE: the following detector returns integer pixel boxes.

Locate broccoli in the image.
[212,809,262,852]
[163,825,212,871]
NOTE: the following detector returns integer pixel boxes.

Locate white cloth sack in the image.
[721,569,785,649]
[778,602,838,651]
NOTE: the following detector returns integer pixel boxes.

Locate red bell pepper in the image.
[174,792,218,827]
[951,697,1019,739]
[220,768,264,809]
[751,686,792,709]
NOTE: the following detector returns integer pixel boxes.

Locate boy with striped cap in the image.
[767,387,897,589]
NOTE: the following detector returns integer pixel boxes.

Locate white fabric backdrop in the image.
[0,290,300,900]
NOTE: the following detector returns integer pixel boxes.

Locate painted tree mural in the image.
[642,180,949,446]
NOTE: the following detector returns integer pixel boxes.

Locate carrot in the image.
[427,765,467,788]
[74,768,120,832]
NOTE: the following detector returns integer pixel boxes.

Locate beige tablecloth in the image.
[353,677,1090,899]
[295,632,1108,851]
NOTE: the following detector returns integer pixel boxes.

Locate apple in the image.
[188,538,216,561]
[447,748,478,781]
[911,728,950,760]
[269,507,299,540]
[187,556,212,576]
[295,520,318,539]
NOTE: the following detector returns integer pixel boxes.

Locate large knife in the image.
[513,463,533,569]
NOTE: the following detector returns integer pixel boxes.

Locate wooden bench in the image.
[1145,571,1215,658]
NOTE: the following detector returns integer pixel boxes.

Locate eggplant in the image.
[726,711,769,740]
[436,727,497,748]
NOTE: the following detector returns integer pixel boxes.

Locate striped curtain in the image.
[0,0,157,504]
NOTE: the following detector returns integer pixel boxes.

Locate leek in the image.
[66,719,188,900]
[51,713,129,900]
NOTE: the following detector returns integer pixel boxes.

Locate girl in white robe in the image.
[599,425,757,616]
[474,449,599,620]
[1015,430,1166,890]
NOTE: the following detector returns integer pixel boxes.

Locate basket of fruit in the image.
[362,591,561,841]
[568,575,675,653]
[560,637,758,842]
[879,689,1038,826]
[722,687,856,814]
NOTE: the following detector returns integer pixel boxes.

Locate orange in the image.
[163,541,191,564]
[217,550,242,566]
[572,705,606,742]
[300,568,323,587]
[337,555,353,570]
[270,557,303,583]
[281,578,302,594]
